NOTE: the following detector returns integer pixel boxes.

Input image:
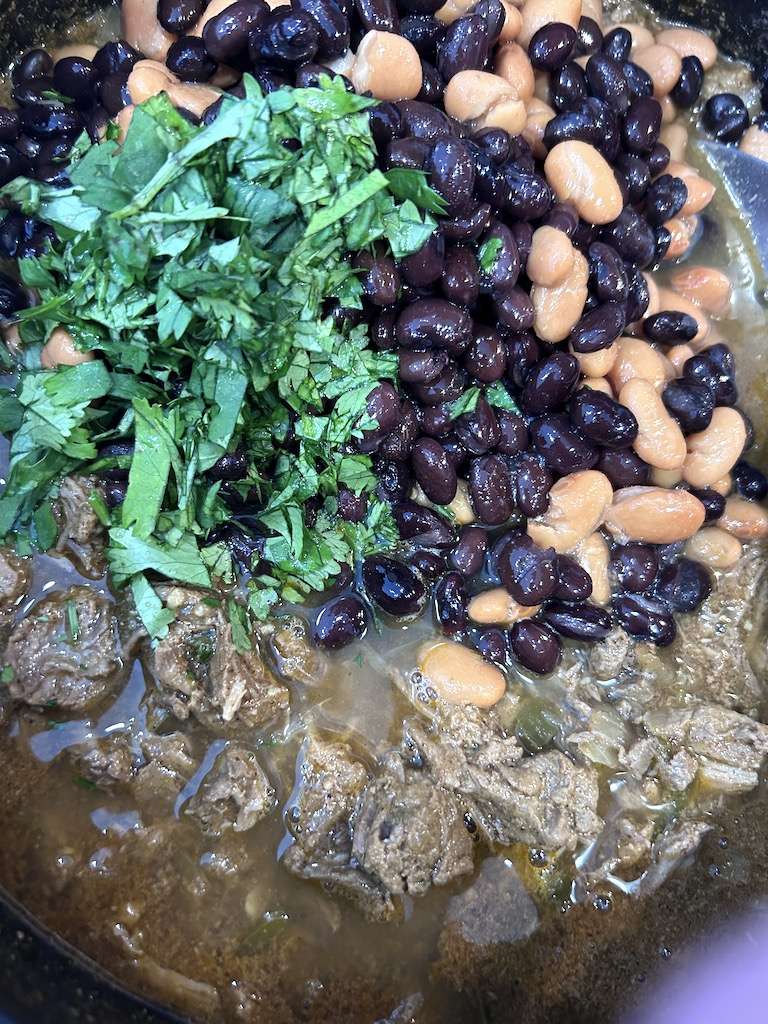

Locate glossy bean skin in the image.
[337,487,368,522]
[505,331,540,388]
[688,486,727,522]
[529,22,577,72]
[409,548,448,582]
[362,555,426,617]
[419,641,506,706]
[662,380,715,434]
[473,627,509,666]
[469,454,514,525]
[375,458,412,502]
[434,571,469,636]
[463,328,507,382]
[314,595,369,648]
[498,533,558,604]
[356,381,401,453]
[703,92,749,144]
[401,14,446,57]
[250,10,320,66]
[586,52,630,113]
[588,242,629,303]
[412,362,467,405]
[411,437,458,504]
[654,556,711,613]
[513,453,553,517]
[670,54,704,109]
[529,414,598,474]
[394,500,454,546]
[509,619,561,674]
[401,232,445,287]
[496,410,529,456]
[428,137,476,214]
[521,351,580,415]
[553,554,593,600]
[604,486,705,544]
[442,245,480,306]
[549,61,588,111]
[569,301,626,353]
[732,461,768,502]
[622,95,662,155]
[396,298,472,354]
[568,388,638,448]
[398,348,449,385]
[610,542,658,592]
[355,0,400,33]
[437,14,489,80]
[494,287,535,332]
[612,592,676,646]
[158,0,206,33]
[615,152,650,204]
[455,396,500,454]
[541,601,612,641]
[644,309,697,344]
[204,1,269,61]
[450,524,488,576]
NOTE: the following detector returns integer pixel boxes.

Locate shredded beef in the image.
[186,745,275,835]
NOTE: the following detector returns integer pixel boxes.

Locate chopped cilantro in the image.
[0,666,13,684]
[485,382,520,413]
[73,775,97,791]
[65,600,80,644]
[478,237,503,274]
[445,386,481,420]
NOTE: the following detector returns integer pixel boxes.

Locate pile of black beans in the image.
[1,4,767,677]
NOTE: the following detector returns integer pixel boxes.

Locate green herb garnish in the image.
[65,599,80,644]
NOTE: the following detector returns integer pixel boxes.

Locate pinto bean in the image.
[574,531,610,604]
[351,31,422,100]
[526,225,574,287]
[498,0,523,42]
[659,121,688,162]
[632,44,682,99]
[494,42,535,101]
[579,376,613,396]
[669,266,732,317]
[603,486,705,543]
[447,478,475,524]
[443,70,526,133]
[665,343,695,375]
[522,96,555,158]
[717,496,768,541]
[418,641,506,706]
[571,342,616,378]
[167,82,221,116]
[682,407,747,489]
[740,125,768,163]
[684,526,742,570]
[127,59,177,104]
[519,0,581,48]
[122,0,177,61]
[608,337,671,393]
[665,160,715,217]
[655,27,718,71]
[650,466,682,487]
[115,104,136,143]
[662,215,697,261]
[40,327,94,369]
[468,587,540,625]
[619,378,686,471]
[612,21,653,50]
[527,469,614,554]
[711,473,732,497]
[544,141,624,225]
[531,248,588,343]
[53,43,99,62]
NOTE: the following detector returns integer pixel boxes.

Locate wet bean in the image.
[355,0,399,33]
[469,453,514,525]
[505,331,540,388]
[362,555,426,617]
[0,146,29,187]
[498,533,557,605]
[586,53,630,113]
[473,627,509,666]
[356,382,401,452]
[529,22,577,72]
[598,207,656,269]
[337,487,368,522]
[396,99,454,140]
[622,95,662,154]
[492,286,535,333]
[660,380,714,434]
[314,595,368,648]
[394,500,454,546]
[409,548,447,582]
[655,556,711,613]
[610,542,658,592]
[0,109,20,143]
[385,136,431,170]
[398,349,449,385]
[52,56,97,102]
[462,327,507,382]
[612,592,675,645]
[19,106,82,138]
[550,61,588,111]
[530,414,598,474]
[513,453,553,517]
[602,26,632,62]
[355,252,400,307]
[455,396,500,454]
[576,16,602,56]
[411,437,458,504]
[442,202,492,241]
[644,173,688,226]
[703,93,749,144]
[732,461,768,502]
[204,1,268,61]
[688,486,727,522]
[369,102,402,151]
[479,221,520,292]
[98,71,132,115]
[623,60,654,102]
[541,602,612,641]
[648,141,670,175]
[442,435,468,469]
[624,266,651,324]
[375,458,412,502]
[400,14,445,58]
[450,524,488,576]
[434,571,469,635]
[502,165,553,220]
[420,403,454,437]
[644,310,697,346]
[569,301,626,353]
[379,399,421,461]
[158,0,205,33]
[208,450,249,482]
[509,619,561,674]
[496,410,529,456]
[597,449,650,489]
[166,38,216,82]
[396,298,472,354]
[588,242,629,303]
[412,363,467,406]
[400,232,445,289]
[553,554,593,601]
[437,14,488,80]
[569,388,638,448]
[473,126,511,164]
[521,351,580,415]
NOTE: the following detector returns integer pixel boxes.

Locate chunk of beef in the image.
[631,818,712,897]
[0,546,29,616]
[577,813,655,890]
[6,586,121,710]
[644,704,768,793]
[133,732,197,804]
[351,752,474,896]
[71,734,138,786]
[261,615,326,686]
[186,745,275,835]
[589,627,634,683]
[151,588,288,733]
[404,705,602,850]
[55,475,106,577]
[441,856,539,946]
[281,737,394,921]
[71,731,195,797]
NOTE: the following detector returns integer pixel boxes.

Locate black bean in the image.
[655,557,711,613]
[670,54,704,109]
[398,348,448,385]
[434,571,469,636]
[469,454,514,525]
[409,548,447,582]
[602,26,631,62]
[396,99,455,140]
[610,543,658,593]
[542,602,612,641]
[644,173,688,226]
[455,396,499,455]
[19,106,82,139]
[379,399,420,460]
[208,450,249,481]
[370,310,396,351]
[599,206,656,269]
[413,363,467,406]
[166,37,216,81]
[553,555,593,602]
[437,14,488,79]
[688,487,727,522]
[394,500,454,546]
[494,287,535,332]
[428,138,475,215]
[502,165,553,220]
[513,453,552,517]
[97,440,134,481]
[337,487,367,522]
[529,22,577,71]
[644,309,697,344]
[648,142,670,176]
[497,534,557,605]
[0,145,28,188]
[159,0,206,31]
[385,136,431,170]
[661,380,715,434]
[478,223,520,294]
[450,525,488,576]
[411,437,458,504]
[52,56,97,103]
[588,242,629,303]
[355,252,400,306]
[396,298,472,354]
[598,449,650,489]
[417,59,444,103]
[368,101,402,151]
[569,301,626,354]
[474,627,508,666]
[442,434,468,469]
[420,403,453,437]
[355,0,399,32]
[586,53,630,113]
[93,40,141,78]
[569,389,638,449]
[543,202,579,237]
[314,595,368,649]
[505,331,540,388]
[472,126,510,164]
[545,104,599,149]
[400,232,445,288]
[12,49,53,85]
[496,410,529,457]
[510,620,561,674]
[98,72,132,115]
[463,327,506,382]
[521,352,580,415]
[104,481,127,509]
[622,95,661,154]
[0,272,26,316]
[576,16,603,56]
[375,457,410,502]
[0,108,20,143]
[703,93,749,144]
[732,461,767,501]
[398,0,444,14]
[473,0,505,46]
[612,592,675,645]
[441,202,492,241]
[511,221,534,262]
[205,0,268,61]
[362,555,426,617]
[682,347,737,407]
[250,9,319,64]
[549,61,588,111]
[622,60,653,100]
[400,13,445,57]
[356,382,401,452]
[0,212,24,258]
[211,524,265,570]
[624,266,651,324]
[12,75,60,108]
